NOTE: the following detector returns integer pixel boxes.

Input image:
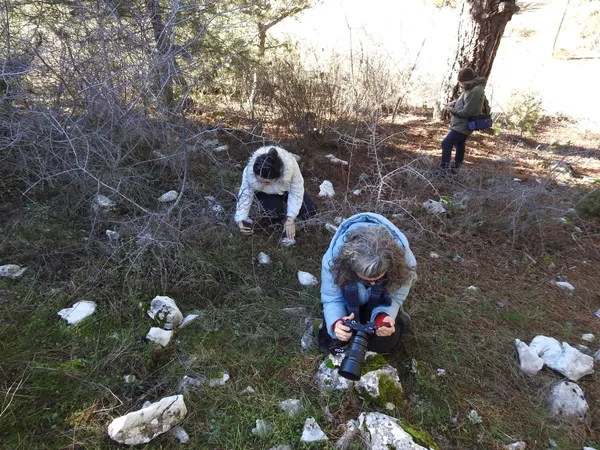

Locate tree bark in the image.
[146,0,175,109]
[435,0,519,120]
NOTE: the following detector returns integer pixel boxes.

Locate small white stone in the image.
[208,372,230,387]
[146,328,173,347]
[548,380,588,421]
[279,399,303,417]
[241,386,256,395]
[324,154,349,166]
[423,199,446,214]
[583,447,598,450]
[251,419,272,437]
[171,426,189,443]
[180,313,200,328]
[515,339,544,376]
[298,271,318,286]
[385,402,395,411]
[57,301,97,325]
[595,309,600,319]
[214,145,229,152]
[158,190,178,202]
[513,178,521,182]
[178,375,206,393]
[551,280,575,291]
[300,417,328,442]
[581,334,595,344]
[529,335,594,381]
[595,348,600,361]
[147,296,183,330]
[314,354,352,391]
[107,395,187,445]
[258,252,272,264]
[95,194,115,208]
[503,441,526,450]
[318,180,335,197]
[0,264,27,278]
[123,374,136,384]
[325,223,338,234]
[280,237,295,247]
[466,285,478,291]
[436,368,446,376]
[352,189,362,195]
[429,252,440,259]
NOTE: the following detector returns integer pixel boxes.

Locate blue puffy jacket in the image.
[320,213,417,338]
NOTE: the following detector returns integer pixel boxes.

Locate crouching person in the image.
[234,146,317,240]
[318,213,417,354]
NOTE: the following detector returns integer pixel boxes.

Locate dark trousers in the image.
[254,191,317,225]
[319,307,404,355]
[441,129,469,169]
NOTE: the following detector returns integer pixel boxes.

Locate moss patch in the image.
[400,421,441,450]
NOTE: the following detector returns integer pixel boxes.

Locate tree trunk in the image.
[146,0,175,109]
[434,0,519,120]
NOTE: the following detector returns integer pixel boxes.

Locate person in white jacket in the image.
[234,146,317,239]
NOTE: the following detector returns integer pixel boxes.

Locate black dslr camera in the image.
[337,319,378,381]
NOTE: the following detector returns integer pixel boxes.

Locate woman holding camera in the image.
[319,213,417,354]
[234,146,317,240]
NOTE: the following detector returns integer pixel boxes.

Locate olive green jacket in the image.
[450,76,486,135]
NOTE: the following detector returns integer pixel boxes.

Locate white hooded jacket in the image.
[234,146,305,223]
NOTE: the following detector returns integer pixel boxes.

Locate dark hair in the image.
[331,225,409,291]
[253,147,283,180]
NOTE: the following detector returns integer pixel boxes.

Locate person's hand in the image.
[375,315,395,337]
[283,217,296,240]
[446,101,456,108]
[333,312,355,341]
[444,106,454,113]
[237,221,253,235]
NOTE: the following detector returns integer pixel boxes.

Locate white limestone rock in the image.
[325,223,338,234]
[581,333,595,344]
[551,280,575,291]
[146,327,173,347]
[548,381,588,421]
[94,194,116,208]
[301,319,315,351]
[279,399,303,417]
[298,271,318,286]
[595,309,600,319]
[178,375,206,393]
[280,237,296,247]
[314,354,353,391]
[355,366,402,399]
[595,348,600,361]
[429,252,440,259]
[251,419,272,437]
[503,441,526,450]
[515,339,545,376]
[359,412,429,449]
[208,371,230,387]
[466,285,478,291]
[57,300,97,325]
[258,252,272,264]
[300,417,328,443]
[423,199,446,214]
[107,395,187,445]
[171,426,189,443]
[0,264,27,278]
[147,296,183,330]
[123,374,137,384]
[529,335,594,381]
[318,180,335,197]
[158,190,178,202]
[105,230,120,246]
[325,154,349,166]
[241,386,256,395]
[352,189,362,195]
[180,313,200,328]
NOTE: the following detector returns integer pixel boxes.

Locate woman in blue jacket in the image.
[319,213,417,354]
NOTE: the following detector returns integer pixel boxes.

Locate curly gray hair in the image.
[331,225,409,290]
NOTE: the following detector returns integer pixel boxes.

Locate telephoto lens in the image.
[338,330,369,381]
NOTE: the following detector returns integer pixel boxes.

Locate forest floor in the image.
[1,108,600,449]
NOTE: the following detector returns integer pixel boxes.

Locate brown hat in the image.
[458,67,476,82]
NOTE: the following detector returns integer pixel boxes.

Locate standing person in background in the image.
[318,213,417,355]
[438,67,487,175]
[234,146,317,240]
